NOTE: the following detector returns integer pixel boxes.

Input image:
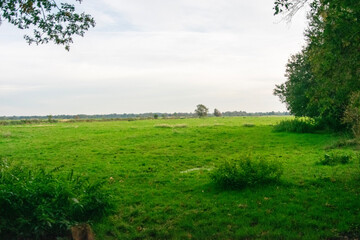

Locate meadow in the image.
[1,116,359,239]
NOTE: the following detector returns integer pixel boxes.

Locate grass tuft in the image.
[317,151,353,166]
[1,131,12,138]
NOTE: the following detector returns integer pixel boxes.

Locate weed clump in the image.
[273,118,318,133]
[210,157,283,189]
[318,152,352,166]
[0,160,114,240]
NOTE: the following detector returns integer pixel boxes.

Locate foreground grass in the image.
[1,116,359,239]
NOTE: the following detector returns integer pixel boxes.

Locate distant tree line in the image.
[0,111,289,121]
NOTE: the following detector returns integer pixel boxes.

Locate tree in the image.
[195,104,208,118]
[274,0,360,130]
[0,0,95,50]
[214,108,222,117]
[342,91,360,138]
[273,49,319,118]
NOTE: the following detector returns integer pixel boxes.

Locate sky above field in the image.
[0,0,308,116]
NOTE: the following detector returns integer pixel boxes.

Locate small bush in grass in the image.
[318,152,352,166]
[210,157,283,189]
[273,118,318,133]
[0,160,114,240]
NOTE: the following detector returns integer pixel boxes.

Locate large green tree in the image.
[274,0,360,129]
[0,0,95,50]
[274,49,319,118]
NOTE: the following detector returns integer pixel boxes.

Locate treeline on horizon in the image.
[0,111,289,121]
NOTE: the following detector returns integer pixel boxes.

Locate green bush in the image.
[0,160,114,240]
[210,157,283,189]
[318,152,352,166]
[273,118,318,133]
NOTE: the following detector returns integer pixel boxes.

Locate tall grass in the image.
[210,157,283,189]
[0,160,114,240]
[273,118,319,133]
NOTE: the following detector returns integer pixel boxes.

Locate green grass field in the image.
[1,116,359,239]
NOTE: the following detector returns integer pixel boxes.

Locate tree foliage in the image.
[274,0,308,20]
[0,0,95,50]
[214,108,222,117]
[195,104,209,118]
[274,0,360,130]
[342,91,360,138]
[274,49,318,118]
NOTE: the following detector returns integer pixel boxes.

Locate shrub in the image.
[318,152,352,166]
[210,157,283,189]
[273,118,318,133]
[0,160,114,240]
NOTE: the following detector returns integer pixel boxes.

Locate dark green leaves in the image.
[0,0,95,50]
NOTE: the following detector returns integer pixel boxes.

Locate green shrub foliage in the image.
[273,118,318,133]
[318,152,352,166]
[210,157,283,189]
[0,160,114,240]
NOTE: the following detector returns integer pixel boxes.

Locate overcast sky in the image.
[0,0,308,116]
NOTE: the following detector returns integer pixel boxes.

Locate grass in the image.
[0,116,359,239]
[273,117,318,133]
